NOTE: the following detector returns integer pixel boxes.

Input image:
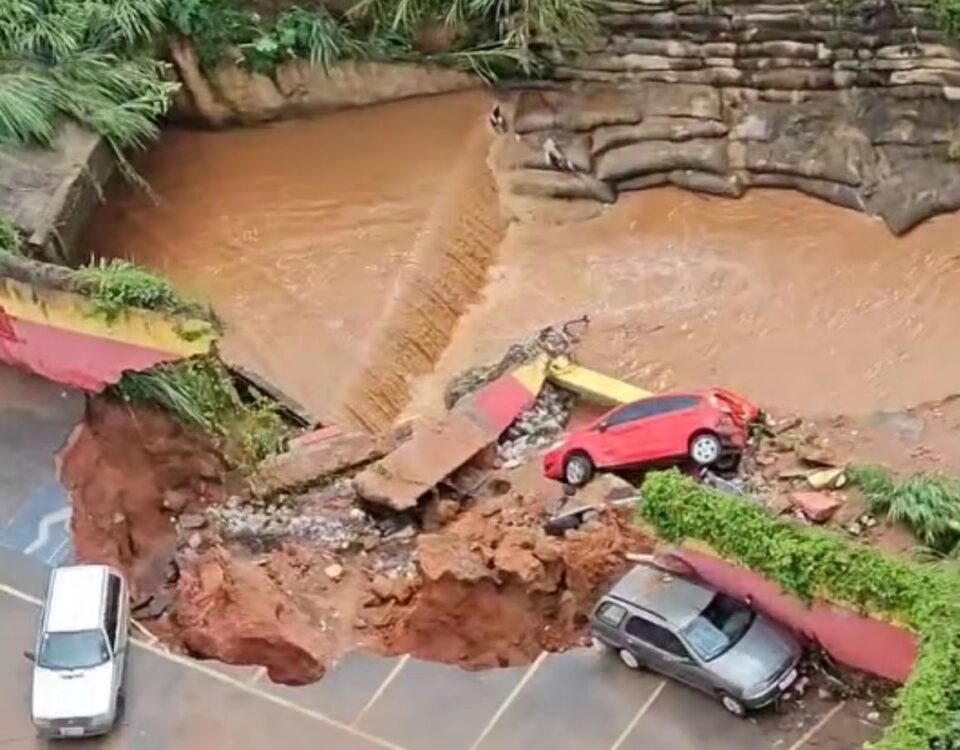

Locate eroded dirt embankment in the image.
[60,397,649,683]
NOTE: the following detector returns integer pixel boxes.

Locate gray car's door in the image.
[624,616,713,693]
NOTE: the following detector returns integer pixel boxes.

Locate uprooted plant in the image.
[110,356,287,464]
[638,469,960,750]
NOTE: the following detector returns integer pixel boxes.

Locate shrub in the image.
[0,0,177,150]
[76,258,208,324]
[112,357,286,464]
[637,469,960,750]
[849,464,960,555]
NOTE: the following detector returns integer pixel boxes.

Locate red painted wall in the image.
[675,548,917,683]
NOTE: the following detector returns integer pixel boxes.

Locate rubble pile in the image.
[174,548,331,684]
[370,489,653,668]
[497,384,576,468]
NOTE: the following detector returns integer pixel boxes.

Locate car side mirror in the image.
[596,422,608,433]
[23,650,35,663]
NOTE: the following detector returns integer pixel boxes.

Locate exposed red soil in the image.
[59,398,226,600]
[369,491,653,668]
[59,396,649,683]
[175,549,331,684]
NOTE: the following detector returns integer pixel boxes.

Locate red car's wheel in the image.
[689,432,722,466]
[563,452,594,487]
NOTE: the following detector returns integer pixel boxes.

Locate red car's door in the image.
[590,402,650,466]
[593,399,668,466]
[648,395,705,457]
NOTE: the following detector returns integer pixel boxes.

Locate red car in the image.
[542,389,759,486]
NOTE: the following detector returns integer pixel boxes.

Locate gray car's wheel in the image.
[564,453,594,487]
[719,692,746,717]
[618,649,641,670]
[689,432,722,466]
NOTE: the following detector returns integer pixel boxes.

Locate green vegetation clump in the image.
[112,357,286,464]
[849,464,960,556]
[638,469,960,750]
[166,0,600,80]
[76,258,208,324]
[0,217,24,256]
[0,0,178,150]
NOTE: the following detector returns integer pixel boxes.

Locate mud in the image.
[59,394,646,682]
[408,187,960,422]
[59,398,226,600]
[371,486,653,668]
[83,90,491,423]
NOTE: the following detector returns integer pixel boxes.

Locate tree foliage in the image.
[0,0,178,150]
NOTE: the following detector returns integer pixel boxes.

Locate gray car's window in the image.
[680,593,755,661]
[596,602,626,627]
[38,630,110,670]
[625,616,689,658]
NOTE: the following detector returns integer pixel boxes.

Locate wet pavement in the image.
[0,366,82,566]
[0,574,883,750]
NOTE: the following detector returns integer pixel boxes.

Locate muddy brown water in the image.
[84,91,492,420]
[85,90,960,423]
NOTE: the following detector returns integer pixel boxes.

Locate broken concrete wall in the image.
[0,122,114,264]
[501,0,960,233]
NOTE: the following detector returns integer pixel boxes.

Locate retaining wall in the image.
[674,547,917,683]
[0,273,215,391]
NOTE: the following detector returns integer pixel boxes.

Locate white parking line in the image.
[0,582,41,606]
[608,680,667,750]
[786,701,846,750]
[246,666,268,685]
[465,650,548,750]
[352,654,410,727]
[0,583,410,750]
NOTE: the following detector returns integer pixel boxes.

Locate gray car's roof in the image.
[608,564,715,629]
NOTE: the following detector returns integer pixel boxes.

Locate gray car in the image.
[590,564,802,717]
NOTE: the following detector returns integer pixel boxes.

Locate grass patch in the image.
[111,357,287,464]
[76,258,210,325]
[0,216,24,257]
[0,0,178,151]
[848,464,960,556]
[638,469,960,750]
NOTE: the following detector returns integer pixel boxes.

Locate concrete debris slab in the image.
[354,361,546,511]
[252,429,396,496]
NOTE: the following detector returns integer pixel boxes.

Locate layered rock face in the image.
[503,0,960,233]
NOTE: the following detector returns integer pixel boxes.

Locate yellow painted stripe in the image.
[547,356,651,406]
[511,354,549,395]
[0,277,215,356]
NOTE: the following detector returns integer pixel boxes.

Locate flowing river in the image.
[84,90,960,423]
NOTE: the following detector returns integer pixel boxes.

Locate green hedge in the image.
[637,470,960,750]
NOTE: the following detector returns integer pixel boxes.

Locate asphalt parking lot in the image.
[0,366,82,566]
[0,565,883,750]
[0,364,884,750]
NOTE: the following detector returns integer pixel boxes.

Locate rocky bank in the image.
[500,0,960,233]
